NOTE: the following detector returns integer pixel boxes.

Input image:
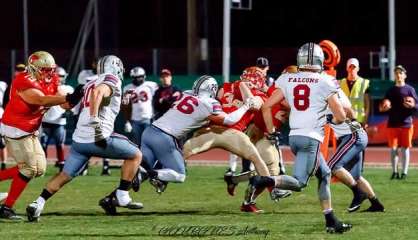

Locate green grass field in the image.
[1,166,418,239]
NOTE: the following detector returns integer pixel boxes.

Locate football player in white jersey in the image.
[41,67,74,171]
[327,89,385,213]
[122,67,158,146]
[254,43,352,233]
[26,55,143,221]
[135,75,259,196]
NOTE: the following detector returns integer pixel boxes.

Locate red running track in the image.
[33,145,418,167]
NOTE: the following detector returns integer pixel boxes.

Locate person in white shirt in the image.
[122,67,158,146]
[26,55,143,221]
[41,67,74,171]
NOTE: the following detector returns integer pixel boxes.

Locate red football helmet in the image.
[240,66,266,89]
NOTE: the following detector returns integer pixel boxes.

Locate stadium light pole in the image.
[23,0,29,60]
[388,0,395,81]
[222,0,231,83]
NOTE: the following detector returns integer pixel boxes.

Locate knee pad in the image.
[18,163,36,179]
[35,164,47,177]
[36,153,47,177]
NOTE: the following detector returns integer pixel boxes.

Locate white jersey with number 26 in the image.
[153,92,222,139]
[275,71,338,142]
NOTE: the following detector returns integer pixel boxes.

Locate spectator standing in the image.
[152,69,182,120]
[379,65,418,180]
[339,58,370,127]
[256,57,274,88]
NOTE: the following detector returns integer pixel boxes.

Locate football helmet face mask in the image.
[27,51,57,83]
[97,55,124,80]
[240,66,266,89]
[130,67,146,86]
[297,42,324,72]
[192,75,218,99]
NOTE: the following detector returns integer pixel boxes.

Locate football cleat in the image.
[0,205,23,221]
[390,172,400,180]
[132,167,149,192]
[326,221,352,234]
[124,201,144,210]
[223,173,237,196]
[99,195,118,215]
[149,178,167,194]
[240,203,264,213]
[347,191,368,213]
[364,203,385,212]
[26,201,43,222]
[270,188,292,202]
[101,168,111,176]
[400,173,407,180]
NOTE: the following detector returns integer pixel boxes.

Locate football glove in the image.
[124,121,133,133]
[345,119,362,132]
[66,84,84,106]
[122,89,135,105]
[326,114,336,124]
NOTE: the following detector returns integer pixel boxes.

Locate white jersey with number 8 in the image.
[275,71,338,142]
[153,92,222,139]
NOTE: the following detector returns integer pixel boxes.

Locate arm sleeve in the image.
[410,87,418,110]
[323,76,338,100]
[222,104,250,125]
[274,74,286,92]
[204,99,223,115]
[152,88,162,111]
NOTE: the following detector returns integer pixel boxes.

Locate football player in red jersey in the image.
[183,67,270,196]
[0,51,83,220]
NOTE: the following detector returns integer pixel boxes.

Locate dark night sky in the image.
[2,0,418,49]
[1,0,418,78]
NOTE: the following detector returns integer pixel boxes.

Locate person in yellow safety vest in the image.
[340,58,370,127]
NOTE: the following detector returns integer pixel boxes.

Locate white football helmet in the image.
[130,67,146,78]
[97,55,124,80]
[56,67,67,83]
[297,42,324,71]
[192,75,218,99]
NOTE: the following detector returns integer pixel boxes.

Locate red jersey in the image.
[217,81,259,132]
[2,72,59,133]
[253,85,286,133]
